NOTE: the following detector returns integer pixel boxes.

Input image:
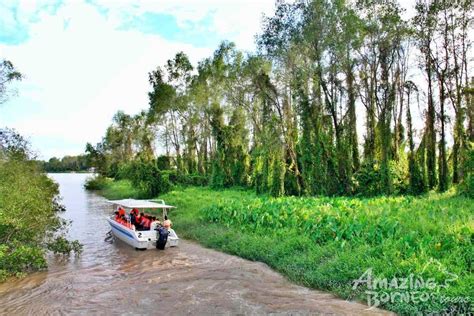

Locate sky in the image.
[0,0,275,159]
[0,0,441,160]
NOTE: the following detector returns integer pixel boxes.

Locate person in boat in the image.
[120,214,127,225]
[150,216,160,230]
[140,213,151,230]
[119,214,135,229]
[115,212,124,223]
[134,212,144,230]
[130,208,139,226]
[118,207,126,217]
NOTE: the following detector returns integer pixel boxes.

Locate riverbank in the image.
[0,132,83,282]
[96,181,473,315]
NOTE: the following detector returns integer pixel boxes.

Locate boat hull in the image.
[107,217,179,249]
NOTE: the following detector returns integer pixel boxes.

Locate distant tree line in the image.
[41,155,90,173]
[86,0,474,197]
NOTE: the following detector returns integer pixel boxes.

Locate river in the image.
[0,173,390,315]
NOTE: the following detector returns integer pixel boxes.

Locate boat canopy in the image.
[108,199,175,209]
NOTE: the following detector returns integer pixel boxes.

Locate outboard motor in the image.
[155,226,169,250]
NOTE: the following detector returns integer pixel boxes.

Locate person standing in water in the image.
[155,220,171,250]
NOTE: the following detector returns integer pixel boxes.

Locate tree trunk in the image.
[347,63,360,172]
[438,73,448,192]
[426,56,437,189]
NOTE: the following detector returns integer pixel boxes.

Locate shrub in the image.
[156,155,172,170]
[97,179,146,199]
[84,175,112,190]
[176,172,208,186]
[353,162,383,196]
[210,152,226,188]
[189,173,209,186]
[115,159,171,198]
[162,169,178,183]
[0,154,82,280]
[46,237,83,255]
[0,244,47,276]
[354,160,409,196]
[389,159,409,195]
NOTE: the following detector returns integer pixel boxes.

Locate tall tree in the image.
[357,0,406,194]
[405,81,426,193]
[445,1,473,184]
[414,0,438,189]
[0,59,22,104]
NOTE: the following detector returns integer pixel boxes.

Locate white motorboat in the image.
[106,198,179,250]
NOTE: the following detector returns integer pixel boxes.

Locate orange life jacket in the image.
[118,208,125,217]
[142,217,151,229]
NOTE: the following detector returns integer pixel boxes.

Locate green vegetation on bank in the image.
[0,129,82,282]
[85,177,146,199]
[92,181,473,315]
[84,156,207,199]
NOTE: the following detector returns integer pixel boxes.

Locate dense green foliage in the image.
[40,155,90,173]
[152,187,471,315]
[459,143,474,198]
[87,177,147,200]
[0,129,82,281]
[84,154,209,198]
[85,0,473,198]
[83,175,113,191]
[98,180,147,200]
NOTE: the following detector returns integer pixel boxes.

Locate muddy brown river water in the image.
[0,174,391,315]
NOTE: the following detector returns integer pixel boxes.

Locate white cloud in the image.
[92,0,275,50]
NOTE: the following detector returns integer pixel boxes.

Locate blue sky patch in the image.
[117,11,221,48]
[0,4,27,44]
[0,28,29,45]
[0,1,64,45]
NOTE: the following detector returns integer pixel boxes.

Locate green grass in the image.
[100,180,147,199]
[85,177,147,199]
[95,182,473,315]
